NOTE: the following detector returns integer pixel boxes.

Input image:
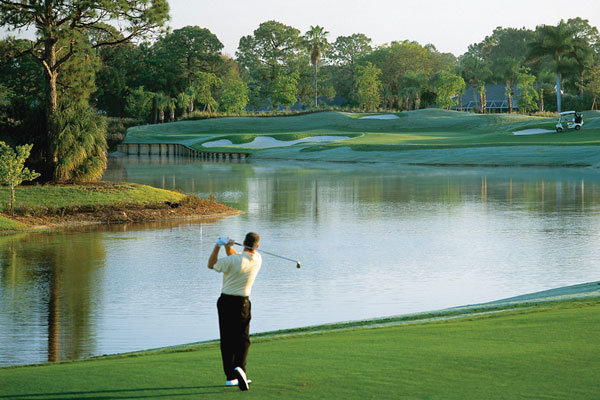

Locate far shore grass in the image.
[122,109,600,166]
[1,297,598,399]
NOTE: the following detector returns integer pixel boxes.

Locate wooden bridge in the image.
[117,143,250,161]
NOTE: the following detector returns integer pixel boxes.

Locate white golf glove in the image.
[216,236,229,246]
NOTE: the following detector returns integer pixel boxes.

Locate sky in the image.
[2,0,599,57]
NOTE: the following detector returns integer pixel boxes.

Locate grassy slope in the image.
[1,298,598,399]
[0,215,26,230]
[123,110,600,165]
[0,183,184,210]
[0,183,186,231]
[124,109,600,149]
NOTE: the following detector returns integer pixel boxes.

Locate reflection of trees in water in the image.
[103,157,128,182]
[106,156,252,210]
[106,159,600,217]
[0,232,106,363]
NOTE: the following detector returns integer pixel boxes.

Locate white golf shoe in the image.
[225,378,252,387]
[234,367,249,391]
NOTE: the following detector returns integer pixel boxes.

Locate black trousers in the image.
[217,294,251,380]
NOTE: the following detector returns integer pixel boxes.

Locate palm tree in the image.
[49,103,108,182]
[398,72,427,110]
[304,26,330,108]
[528,21,586,113]
[458,52,491,113]
[154,93,171,123]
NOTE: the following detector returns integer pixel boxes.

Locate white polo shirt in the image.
[213,251,262,297]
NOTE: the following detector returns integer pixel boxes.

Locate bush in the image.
[105,117,143,151]
[561,93,595,111]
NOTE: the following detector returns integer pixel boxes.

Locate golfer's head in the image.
[244,232,260,250]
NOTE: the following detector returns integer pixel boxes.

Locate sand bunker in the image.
[359,114,399,120]
[202,135,350,149]
[513,129,555,136]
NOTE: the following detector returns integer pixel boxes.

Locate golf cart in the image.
[556,111,583,132]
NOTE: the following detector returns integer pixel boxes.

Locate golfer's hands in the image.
[216,236,229,246]
[226,238,235,248]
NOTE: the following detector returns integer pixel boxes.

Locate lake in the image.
[1,156,599,366]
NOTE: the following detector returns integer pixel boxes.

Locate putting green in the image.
[1,298,598,399]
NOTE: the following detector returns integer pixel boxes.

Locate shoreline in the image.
[0,210,243,235]
[2,296,597,399]
[3,280,597,369]
[0,183,241,234]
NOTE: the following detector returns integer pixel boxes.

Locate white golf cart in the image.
[556,111,583,132]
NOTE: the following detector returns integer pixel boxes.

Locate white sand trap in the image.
[202,135,350,149]
[513,128,554,136]
[359,114,399,120]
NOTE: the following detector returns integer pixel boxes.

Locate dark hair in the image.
[243,232,260,250]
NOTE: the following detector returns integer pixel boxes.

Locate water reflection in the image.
[0,232,105,365]
[106,157,600,216]
[1,157,600,366]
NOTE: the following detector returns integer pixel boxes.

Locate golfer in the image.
[208,232,262,391]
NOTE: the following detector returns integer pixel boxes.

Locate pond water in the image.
[1,156,599,366]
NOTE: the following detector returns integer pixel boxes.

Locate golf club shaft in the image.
[234,242,299,264]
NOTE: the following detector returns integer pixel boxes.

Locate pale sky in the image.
[2,0,599,57]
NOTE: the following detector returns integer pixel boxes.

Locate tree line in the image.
[1,2,600,183]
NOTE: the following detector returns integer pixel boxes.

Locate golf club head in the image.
[296,262,301,269]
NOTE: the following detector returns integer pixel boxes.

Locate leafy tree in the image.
[436,71,465,109]
[193,72,221,115]
[356,62,382,111]
[94,42,145,117]
[272,72,299,110]
[0,38,44,108]
[517,69,539,114]
[477,27,534,113]
[151,26,223,94]
[364,41,456,109]
[583,63,600,109]
[0,0,170,180]
[220,71,249,113]
[529,20,588,112]
[304,25,330,107]
[125,87,154,122]
[566,18,600,97]
[329,33,372,102]
[236,21,303,101]
[0,142,40,214]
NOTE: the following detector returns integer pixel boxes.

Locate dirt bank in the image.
[1,195,240,232]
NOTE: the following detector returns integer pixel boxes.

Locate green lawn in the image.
[0,183,186,231]
[0,183,185,212]
[0,214,26,230]
[123,110,600,165]
[124,109,600,149]
[1,298,598,399]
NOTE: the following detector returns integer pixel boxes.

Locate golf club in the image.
[234,242,301,268]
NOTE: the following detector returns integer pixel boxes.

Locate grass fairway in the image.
[123,110,600,166]
[1,299,598,399]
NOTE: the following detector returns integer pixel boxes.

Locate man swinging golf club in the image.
[208,232,262,391]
